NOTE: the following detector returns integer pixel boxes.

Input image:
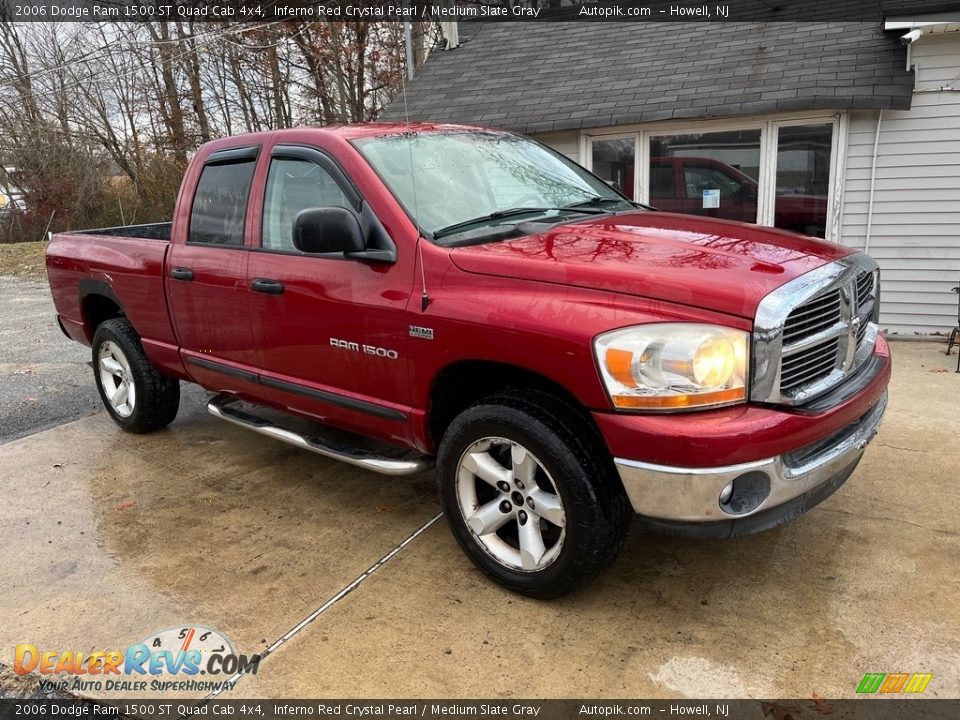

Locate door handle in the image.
[170,267,194,281]
[250,278,285,295]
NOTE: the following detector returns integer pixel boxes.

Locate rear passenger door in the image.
[245,145,413,443]
[167,147,259,392]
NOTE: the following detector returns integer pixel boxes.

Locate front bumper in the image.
[614,392,887,538]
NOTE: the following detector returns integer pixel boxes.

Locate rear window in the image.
[189,160,256,246]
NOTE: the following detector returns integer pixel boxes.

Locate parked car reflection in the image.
[649,156,827,237]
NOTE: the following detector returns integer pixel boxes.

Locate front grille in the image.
[780,336,840,392]
[854,269,873,345]
[752,254,880,406]
[782,289,841,344]
[855,270,873,305]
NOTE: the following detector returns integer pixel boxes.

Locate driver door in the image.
[245,144,413,443]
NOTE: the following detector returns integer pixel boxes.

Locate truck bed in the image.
[46,228,177,353]
[74,222,172,241]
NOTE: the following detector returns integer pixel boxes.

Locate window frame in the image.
[254,144,398,263]
[581,112,846,242]
[769,117,844,241]
[586,133,640,204]
[187,145,260,249]
[254,145,361,258]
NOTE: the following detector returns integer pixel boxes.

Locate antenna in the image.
[400,40,430,312]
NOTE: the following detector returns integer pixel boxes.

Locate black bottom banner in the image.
[1,699,958,720]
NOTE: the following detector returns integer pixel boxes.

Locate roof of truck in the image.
[296,122,509,139]
[198,124,512,154]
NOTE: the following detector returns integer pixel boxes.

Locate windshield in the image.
[352,131,632,238]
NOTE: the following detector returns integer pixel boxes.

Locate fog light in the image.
[718,481,734,505]
[717,471,771,516]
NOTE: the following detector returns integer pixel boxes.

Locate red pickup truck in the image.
[47,124,890,597]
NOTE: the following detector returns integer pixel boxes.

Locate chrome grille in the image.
[782,290,841,344]
[855,270,873,305]
[752,253,880,406]
[780,336,840,392]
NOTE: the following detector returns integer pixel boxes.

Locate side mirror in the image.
[293,207,365,255]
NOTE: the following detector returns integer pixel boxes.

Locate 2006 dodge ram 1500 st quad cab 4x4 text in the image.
[47,124,890,597]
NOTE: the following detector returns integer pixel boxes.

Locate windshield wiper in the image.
[563,195,628,210]
[433,206,601,240]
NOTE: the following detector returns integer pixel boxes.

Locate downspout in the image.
[864,108,882,255]
[865,27,926,253]
[865,29,926,254]
[901,27,925,72]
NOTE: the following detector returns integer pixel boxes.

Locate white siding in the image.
[532,130,580,162]
[841,31,960,336]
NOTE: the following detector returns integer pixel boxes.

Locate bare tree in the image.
[0,17,439,241]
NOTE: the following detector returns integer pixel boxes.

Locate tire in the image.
[437,389,631,599]
[92,318,180,433]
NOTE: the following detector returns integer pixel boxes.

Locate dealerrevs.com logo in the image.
[14,626,261,694]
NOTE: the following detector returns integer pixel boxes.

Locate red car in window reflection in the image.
[648,157,828,237]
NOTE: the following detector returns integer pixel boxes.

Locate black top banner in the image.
[2,0,960,23]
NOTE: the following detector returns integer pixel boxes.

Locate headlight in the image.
[594,323,749,411]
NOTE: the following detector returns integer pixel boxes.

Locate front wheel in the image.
[437,391,631,598]
[92,318,180,433]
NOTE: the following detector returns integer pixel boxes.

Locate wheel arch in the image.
[427,359,606,452]
[79,279,125,342]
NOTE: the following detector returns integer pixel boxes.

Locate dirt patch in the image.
[0,242,47,281]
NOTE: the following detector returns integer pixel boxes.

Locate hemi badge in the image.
[409,326,434,340]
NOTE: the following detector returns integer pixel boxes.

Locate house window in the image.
[590,137,635,198]
[774,124,833,238]
[650,129,762,224]
[585,115,840,241]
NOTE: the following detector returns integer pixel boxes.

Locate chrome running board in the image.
[207,394,433,477]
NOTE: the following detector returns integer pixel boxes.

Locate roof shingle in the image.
[382,23,914,132]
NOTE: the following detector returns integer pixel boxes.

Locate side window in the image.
[262,158,352,252]
[189,160,256,246]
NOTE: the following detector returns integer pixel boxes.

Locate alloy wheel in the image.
[98,340,136,418]
[455,437,567,572]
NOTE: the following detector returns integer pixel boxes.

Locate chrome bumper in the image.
[614,393,887,524]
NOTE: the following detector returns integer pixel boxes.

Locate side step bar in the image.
[207,394,433,477]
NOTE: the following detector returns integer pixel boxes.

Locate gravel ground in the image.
[0,275,101,444]
[1,274,209,445]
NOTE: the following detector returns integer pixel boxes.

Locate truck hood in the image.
[448,211,853,319]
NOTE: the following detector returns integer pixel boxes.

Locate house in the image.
[384,20,960,337]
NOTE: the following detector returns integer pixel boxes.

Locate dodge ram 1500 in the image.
[46,124,890,597]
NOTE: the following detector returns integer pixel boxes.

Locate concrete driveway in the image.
[1,333,958,699]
